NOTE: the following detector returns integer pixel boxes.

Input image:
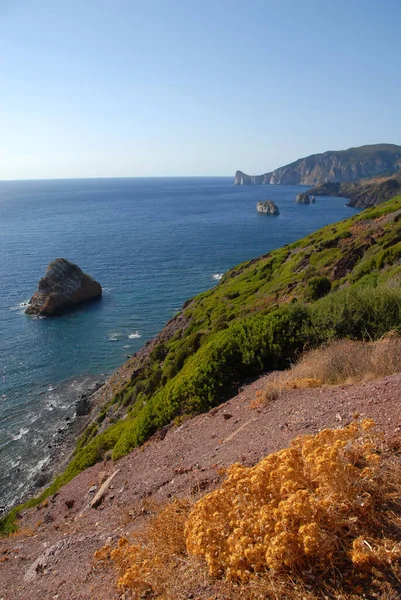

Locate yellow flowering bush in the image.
[96,420,401,597]
[185,420,399,581]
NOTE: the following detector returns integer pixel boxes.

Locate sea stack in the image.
[256,200,280,215]
[25,258,102,316]
[296,193,311,204]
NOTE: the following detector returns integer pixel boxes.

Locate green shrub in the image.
[310,284,401,341]
[305,276,332,301]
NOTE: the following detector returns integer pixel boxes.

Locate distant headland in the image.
[234,143,401,186]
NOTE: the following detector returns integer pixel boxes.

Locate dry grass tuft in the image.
[94,498,201,598]
[293,336,401,385]
[97,422,401,599]
[254,337,401,406]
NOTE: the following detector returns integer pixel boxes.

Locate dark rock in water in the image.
[25,258,102,316]
[76,393,91,417]
[256,200,280,215]
[34,472,51,489]
[296,193,311,204]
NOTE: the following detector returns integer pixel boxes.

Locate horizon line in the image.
[0,174,235,183]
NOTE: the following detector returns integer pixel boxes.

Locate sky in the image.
[0,0,400,180]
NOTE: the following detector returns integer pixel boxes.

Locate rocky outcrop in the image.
[307,170,401,208]
[235,171,266,185]
[235,144,401,186]
[256,200,280,215]
[296,193,311,204]
[26,258,102,316]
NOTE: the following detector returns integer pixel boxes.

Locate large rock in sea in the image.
[296,193,311,204]
[256,200,280,215]
[25,258,102,316]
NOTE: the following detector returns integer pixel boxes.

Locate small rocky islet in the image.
[296,192,315,204]
[25,258,102,317]
[256,200,280,215]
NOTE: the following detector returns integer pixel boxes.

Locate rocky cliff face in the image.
[26,258,102,316]
[307,170,401,208]
[235,144,401,186]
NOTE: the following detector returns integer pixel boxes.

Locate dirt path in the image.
[1,372,400,600]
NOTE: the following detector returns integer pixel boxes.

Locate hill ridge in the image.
[235,143,401,186]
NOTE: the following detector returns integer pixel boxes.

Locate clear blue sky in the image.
[1,0,400,179]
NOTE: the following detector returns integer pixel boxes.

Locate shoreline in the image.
[3,376,107,515]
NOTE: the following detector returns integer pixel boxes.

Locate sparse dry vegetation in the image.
[94,499,197,598]
[97,421,401,599]
[293,336,401,384]
[259,336,401,404]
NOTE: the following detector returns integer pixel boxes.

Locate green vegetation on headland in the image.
[2,195,401,535]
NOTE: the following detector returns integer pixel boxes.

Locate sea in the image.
[0,177,360,509]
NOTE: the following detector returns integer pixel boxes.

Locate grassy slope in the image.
[2,196,401,533]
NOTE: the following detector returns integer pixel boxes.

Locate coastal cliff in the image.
[2,196,401,600]
[306,169,401,208]
[235,143,401,186]
[2,195,399,514]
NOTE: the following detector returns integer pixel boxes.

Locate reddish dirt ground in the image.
[1,372,400,600]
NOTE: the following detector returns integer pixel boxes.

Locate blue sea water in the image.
[0,177,359,507]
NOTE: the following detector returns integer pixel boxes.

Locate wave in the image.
[128,331,142,339]
[212,273,224,281]
[108,331,123,341]
[11,427,29,441]
[9,299,30,313]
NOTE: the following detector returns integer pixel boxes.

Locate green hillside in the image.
[44,197,401,476]
[2,195,401,533]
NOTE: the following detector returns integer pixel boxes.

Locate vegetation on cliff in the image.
[2,195,401,535]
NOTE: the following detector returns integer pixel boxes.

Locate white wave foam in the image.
[128,331,141,339]
[11,427,29,441]
[212,273,224,281]
[47,385,54,392]
[108,331,123,341]
[9,299,30,312]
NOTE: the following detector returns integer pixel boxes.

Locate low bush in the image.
[305,276,331,301]
[98,422,401,598]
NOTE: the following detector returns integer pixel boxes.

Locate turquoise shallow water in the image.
[0,177,359,507]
